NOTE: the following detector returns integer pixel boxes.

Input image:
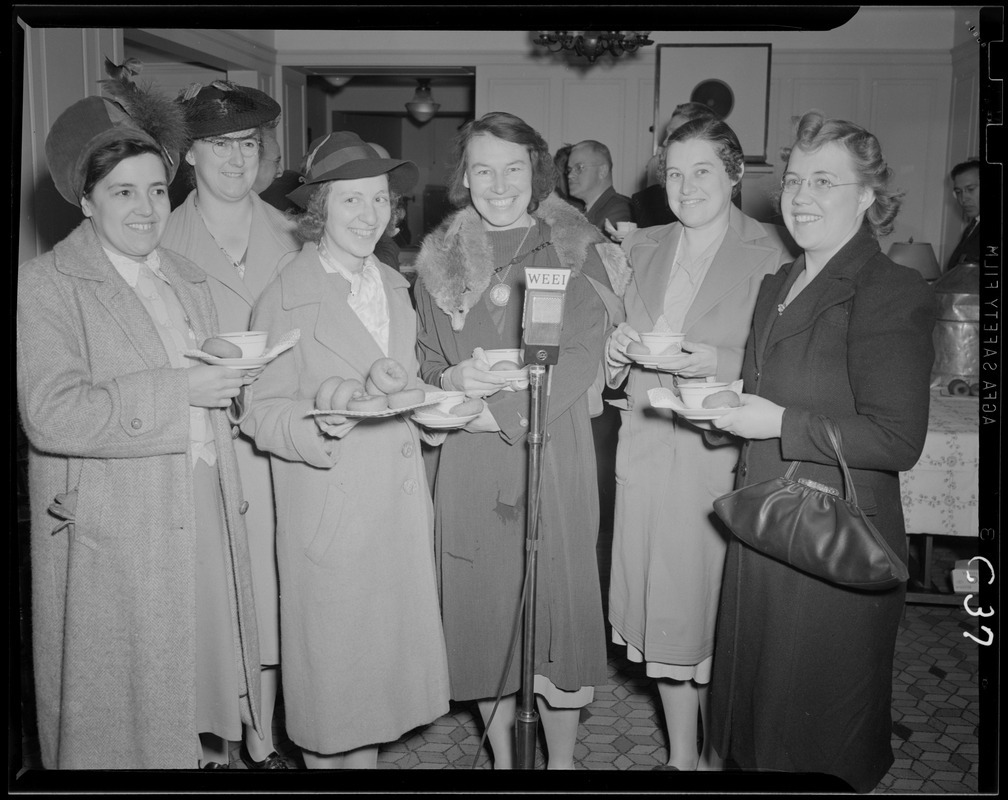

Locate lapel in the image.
[378,264,415,372]
[53,222,185,369]
[242,194,298,303]
[762,225,879,355]
[627,222,681,326]
[683,206,777,332]
[282,245,386,379]
[176,193,256,307]
[752,260,796,373]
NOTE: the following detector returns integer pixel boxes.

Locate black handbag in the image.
[713,417,909,591]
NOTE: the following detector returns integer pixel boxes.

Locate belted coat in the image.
[16,221,261,769]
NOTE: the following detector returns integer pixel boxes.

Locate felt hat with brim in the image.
[45,68,188,206]
[178,80,281,141]
[287,132,419,210]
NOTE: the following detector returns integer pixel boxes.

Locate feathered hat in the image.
[45,58,189,206]
[176,80,281,141]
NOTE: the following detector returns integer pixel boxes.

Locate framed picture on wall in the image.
[655,44,772,163]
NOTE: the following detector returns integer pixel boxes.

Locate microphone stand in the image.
[516,362,547,770]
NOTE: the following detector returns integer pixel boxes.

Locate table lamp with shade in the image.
[887,238,942,281]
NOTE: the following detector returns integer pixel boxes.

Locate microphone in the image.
[521,267,571,366]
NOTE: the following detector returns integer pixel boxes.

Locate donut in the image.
[368,357,409,394]
[364,375,383,396]
[387,387,426,409]
[702,390,741,409]
[315,376,345,410]
[947,379,970,396]
[203,337,243,359]
[490,360,522,371]
[331,378,365,412]
[449,397,484,417]
[346,393,388,412]
[625,341,649,356]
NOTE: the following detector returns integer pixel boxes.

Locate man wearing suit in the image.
[946,159,980,270]
[568,140,635,231]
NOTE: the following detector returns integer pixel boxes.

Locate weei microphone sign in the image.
[521,267,571,367]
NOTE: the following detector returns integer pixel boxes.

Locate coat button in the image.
[739,464,748,477]
[519,417,528,428]
[402,442,414,457]
[403,480,418,495]
[232,425,240,439]
[131,418,142,429]
[239,500,250,514]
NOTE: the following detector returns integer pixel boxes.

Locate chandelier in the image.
[534,31,654,63]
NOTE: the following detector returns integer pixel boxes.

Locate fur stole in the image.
[414,193,631,331]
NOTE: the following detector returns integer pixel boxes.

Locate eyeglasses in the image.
[781,175,860,195]
[203,137,262,159]
[567,162,601,176]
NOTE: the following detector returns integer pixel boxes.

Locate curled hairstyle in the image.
[295,179,402,245]
[82,138,169,199]
[662,102,720,145]
[660,117,745,198]
[782,110,902,237]
[446,112,557,213]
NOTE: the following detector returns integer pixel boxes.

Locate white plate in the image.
[647,384,742,420]
[185,328,301,369]
[673,406,731,421]
[197,355,274,369]
[627,351,691,370]
[412,411,481,429]
[308,392,447,419]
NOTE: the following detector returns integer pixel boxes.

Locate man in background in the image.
[946,159,980,270]
[567,139,634,232]
[256,123,302,214]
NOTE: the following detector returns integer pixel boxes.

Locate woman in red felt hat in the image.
[161,79,300,771]
[17,59,263,769]
[239,132,450,769]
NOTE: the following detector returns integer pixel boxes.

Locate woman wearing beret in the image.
[240,132,450,769]
[709,112,936,792]
[17,62,262,769]
[161,81,300,769]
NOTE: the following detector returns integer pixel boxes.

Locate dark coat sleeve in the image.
[781,261,937,472]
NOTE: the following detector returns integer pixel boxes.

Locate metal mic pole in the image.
[516,362,546,769]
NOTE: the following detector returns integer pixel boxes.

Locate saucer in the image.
[412,410,481,429]
[627,351,691,371]
[308,392,445,418]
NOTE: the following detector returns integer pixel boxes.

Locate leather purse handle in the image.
[781,417,859,506]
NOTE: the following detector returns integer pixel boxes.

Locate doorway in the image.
[305,70,476,254]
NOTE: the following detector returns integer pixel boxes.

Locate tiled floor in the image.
[218,541,981,793]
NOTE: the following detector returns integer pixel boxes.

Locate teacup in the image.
[483,348,523,369]
[638,332,685,355]
[677,380,732,409]
[217,331,268,358]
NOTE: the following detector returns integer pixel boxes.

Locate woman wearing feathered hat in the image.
[412,111,631,769]
[161,79,300,770]
[239,132,450,769]
[16,59,263,769]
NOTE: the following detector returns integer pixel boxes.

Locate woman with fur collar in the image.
[413,112,629,769]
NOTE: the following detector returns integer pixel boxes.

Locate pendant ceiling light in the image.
[406,79,440,123]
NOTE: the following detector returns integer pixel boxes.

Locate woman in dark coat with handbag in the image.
[708,111,936,792]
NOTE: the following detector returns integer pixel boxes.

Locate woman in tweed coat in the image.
[16,76,262,769]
